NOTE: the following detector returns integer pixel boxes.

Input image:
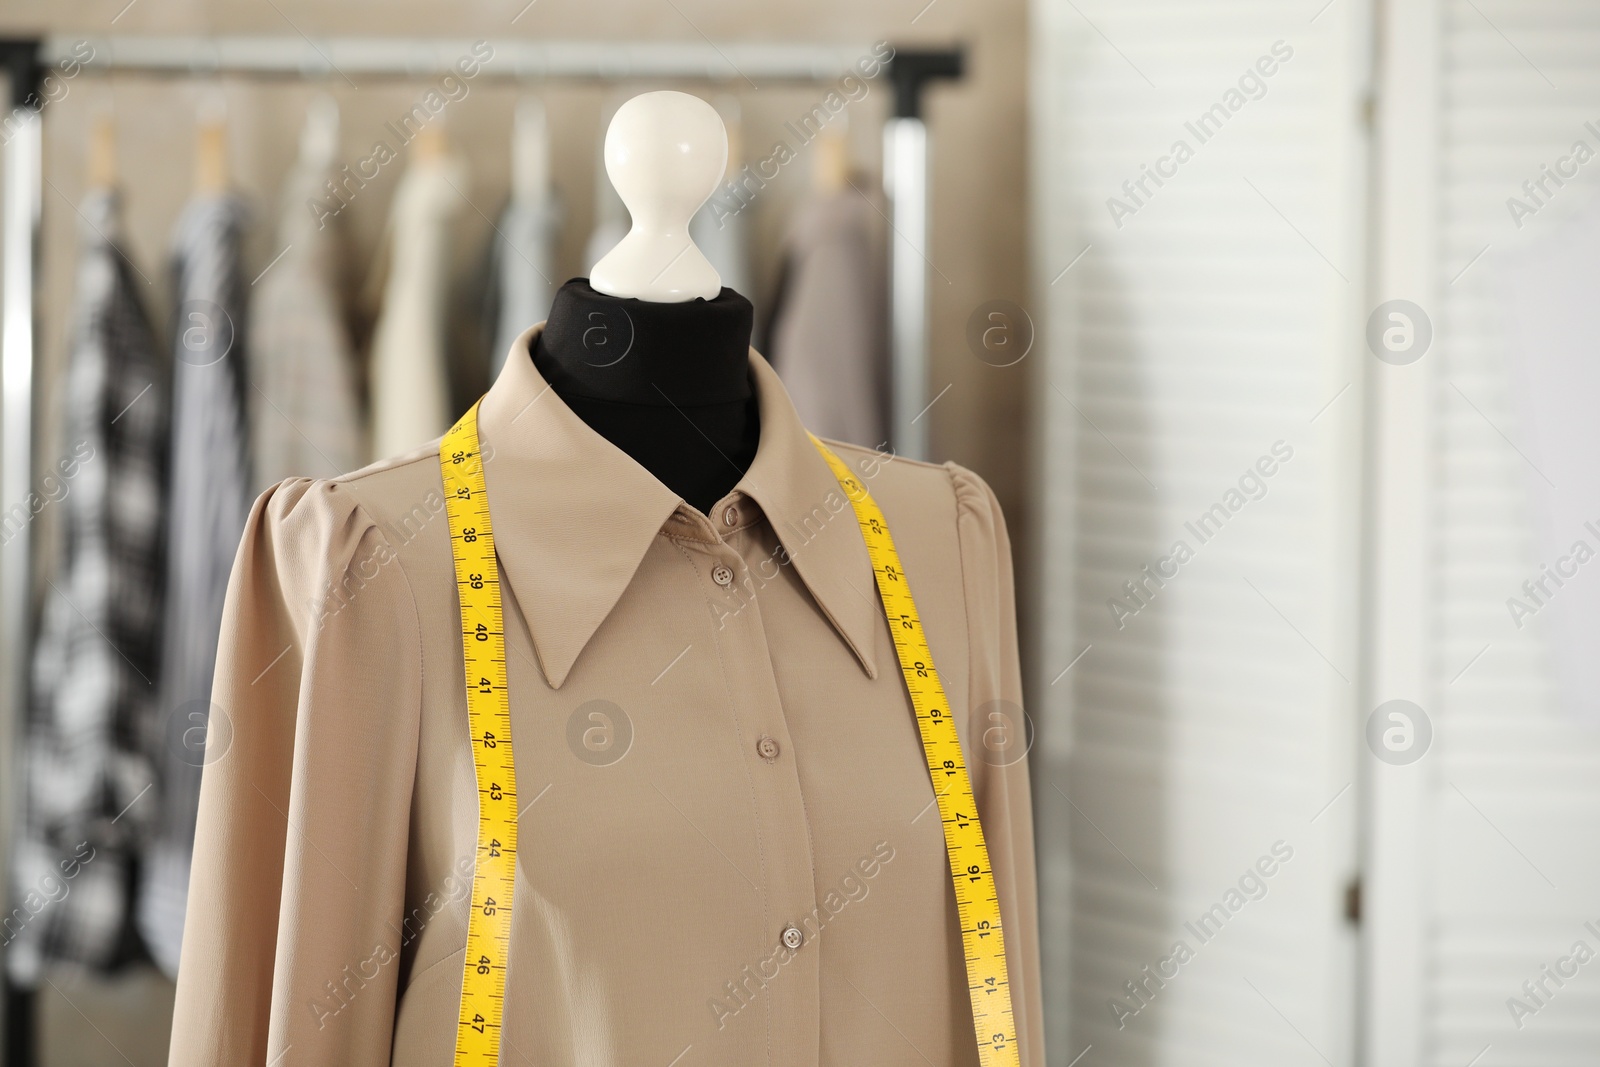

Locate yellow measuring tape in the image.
[441,403,518,1066]
[439,402,1018,1065]
[811,437,1020,1067]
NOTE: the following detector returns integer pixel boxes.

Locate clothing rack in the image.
[0,33,961,1061]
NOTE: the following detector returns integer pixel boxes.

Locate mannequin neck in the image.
[531,278,760,514]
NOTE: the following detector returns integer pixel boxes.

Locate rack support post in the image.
[883,48,961,461]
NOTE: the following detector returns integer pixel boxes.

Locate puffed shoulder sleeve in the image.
[949,463,1046,1067]
[169,478,422,1067]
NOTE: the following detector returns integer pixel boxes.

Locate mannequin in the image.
[530,91,758,514]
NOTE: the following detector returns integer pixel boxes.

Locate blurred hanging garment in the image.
[690,196,752,302]
[766,188,889,447]
[138,191,253,978]
[485,195,558,378]
[369,150,466,458]
[5,191,166,986]
[584,112,630,274]
[485,98,559,378]
[249,114,364,486]
[689,101,753,303]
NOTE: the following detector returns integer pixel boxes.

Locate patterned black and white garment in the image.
[137,192,253,978]
[6,190,166,985]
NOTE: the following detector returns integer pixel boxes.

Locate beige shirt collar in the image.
[476,326,881,689]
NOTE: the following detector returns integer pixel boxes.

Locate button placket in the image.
[699,518,819,1054]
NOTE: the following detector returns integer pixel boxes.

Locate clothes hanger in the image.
[299,92,340,174]
[588,90,726,303]
[88,110,117,191]
[412,118,448,163]
[194,96,229,194]
[813,113,851,195]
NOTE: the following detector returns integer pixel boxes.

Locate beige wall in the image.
[0,1,1028,1061]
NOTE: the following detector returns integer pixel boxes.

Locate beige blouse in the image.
[168,329,1044,1067]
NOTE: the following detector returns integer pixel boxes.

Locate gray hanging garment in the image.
[137,192,253,978]
[766,189,889,448]
[250,153,364,486]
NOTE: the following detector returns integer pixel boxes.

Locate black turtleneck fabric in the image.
[531,278,760,514]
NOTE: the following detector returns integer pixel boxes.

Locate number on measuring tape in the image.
[811,435,1022,1067]
[441,403,518,1067]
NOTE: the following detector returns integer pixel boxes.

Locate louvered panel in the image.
[1032,0,1363,1061]
[1426,0,1600,1062]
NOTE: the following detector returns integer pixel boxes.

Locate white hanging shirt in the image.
[369,156,466,459]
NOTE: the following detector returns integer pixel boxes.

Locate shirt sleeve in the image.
[168,477,423,1067]
[950,463,1047,1067]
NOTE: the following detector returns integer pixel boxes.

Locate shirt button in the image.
[711,564,734,586]
[756,735,779,761]
[781,924,804,950]
[723,505,738,527]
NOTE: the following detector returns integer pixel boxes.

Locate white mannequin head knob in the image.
[590,90,726,303]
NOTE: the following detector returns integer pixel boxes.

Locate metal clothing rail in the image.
[0,32,960,1062]
[43,35,881,83]
[27,35,961,460]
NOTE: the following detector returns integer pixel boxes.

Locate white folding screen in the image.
[1030,1,1367,1062]
[1035,0,1600,1063]
[1404,1,1600,1063]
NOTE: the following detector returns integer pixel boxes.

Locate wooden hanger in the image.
[88,112,117,190]
[300,93,340,172]
[414,120,447,162]
[813,119,850,194]
[195,103,229,193]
